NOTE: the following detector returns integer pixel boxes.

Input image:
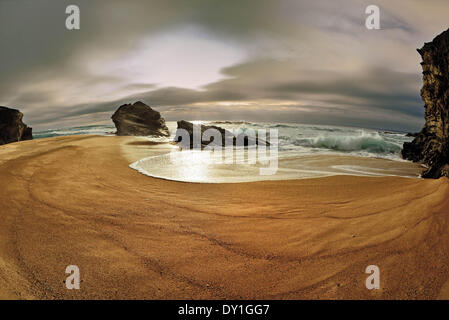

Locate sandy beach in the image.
[0,135,448,299]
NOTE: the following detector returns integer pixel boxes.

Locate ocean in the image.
[35,121,420,182]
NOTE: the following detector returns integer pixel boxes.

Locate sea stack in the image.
[402,29,449,178]
[174,120,269,148]
[0,106,33,145]
[111,101,169,137]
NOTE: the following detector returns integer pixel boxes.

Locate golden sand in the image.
[0,135,448,299]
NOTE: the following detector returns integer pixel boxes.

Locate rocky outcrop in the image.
[0,106,33,145]
[402,29,449,178]
[405,132,419,138]
[174,120,269,148]
[111,101,169,137]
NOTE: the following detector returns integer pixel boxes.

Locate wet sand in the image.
[0,135,448,299]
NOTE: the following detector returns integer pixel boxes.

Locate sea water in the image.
[35,121,420,182]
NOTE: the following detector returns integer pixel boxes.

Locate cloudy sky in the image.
[1,0,448,131]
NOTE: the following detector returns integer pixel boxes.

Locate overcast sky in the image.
[1,0,448,131]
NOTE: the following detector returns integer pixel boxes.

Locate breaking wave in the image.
[293,132,401,154]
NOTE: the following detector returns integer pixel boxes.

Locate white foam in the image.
[130,150,421,183]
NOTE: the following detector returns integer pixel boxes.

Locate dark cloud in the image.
[1,0,447,131]
[27,60,422,132]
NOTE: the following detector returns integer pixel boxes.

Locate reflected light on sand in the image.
[170,150,212,182]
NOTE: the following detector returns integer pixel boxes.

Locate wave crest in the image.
[293,132,401,154]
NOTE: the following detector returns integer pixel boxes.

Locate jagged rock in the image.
[174,120,269,148]
[402,29,449,178]
[0,106,33,145]
[405,132,419,137]
[111,101,169,137]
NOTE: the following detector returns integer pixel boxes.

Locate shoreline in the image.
[0,135,448,299]
[125,141,423,183]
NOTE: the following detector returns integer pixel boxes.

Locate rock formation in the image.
[402,29,449,178]
[174,120,269,148]
[111,101,169,137]
[0,106,33,145]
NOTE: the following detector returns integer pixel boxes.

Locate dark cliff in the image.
[402,29,449,178]
[0,106,33,145]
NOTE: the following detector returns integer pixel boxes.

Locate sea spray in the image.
[295,131,401,154]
